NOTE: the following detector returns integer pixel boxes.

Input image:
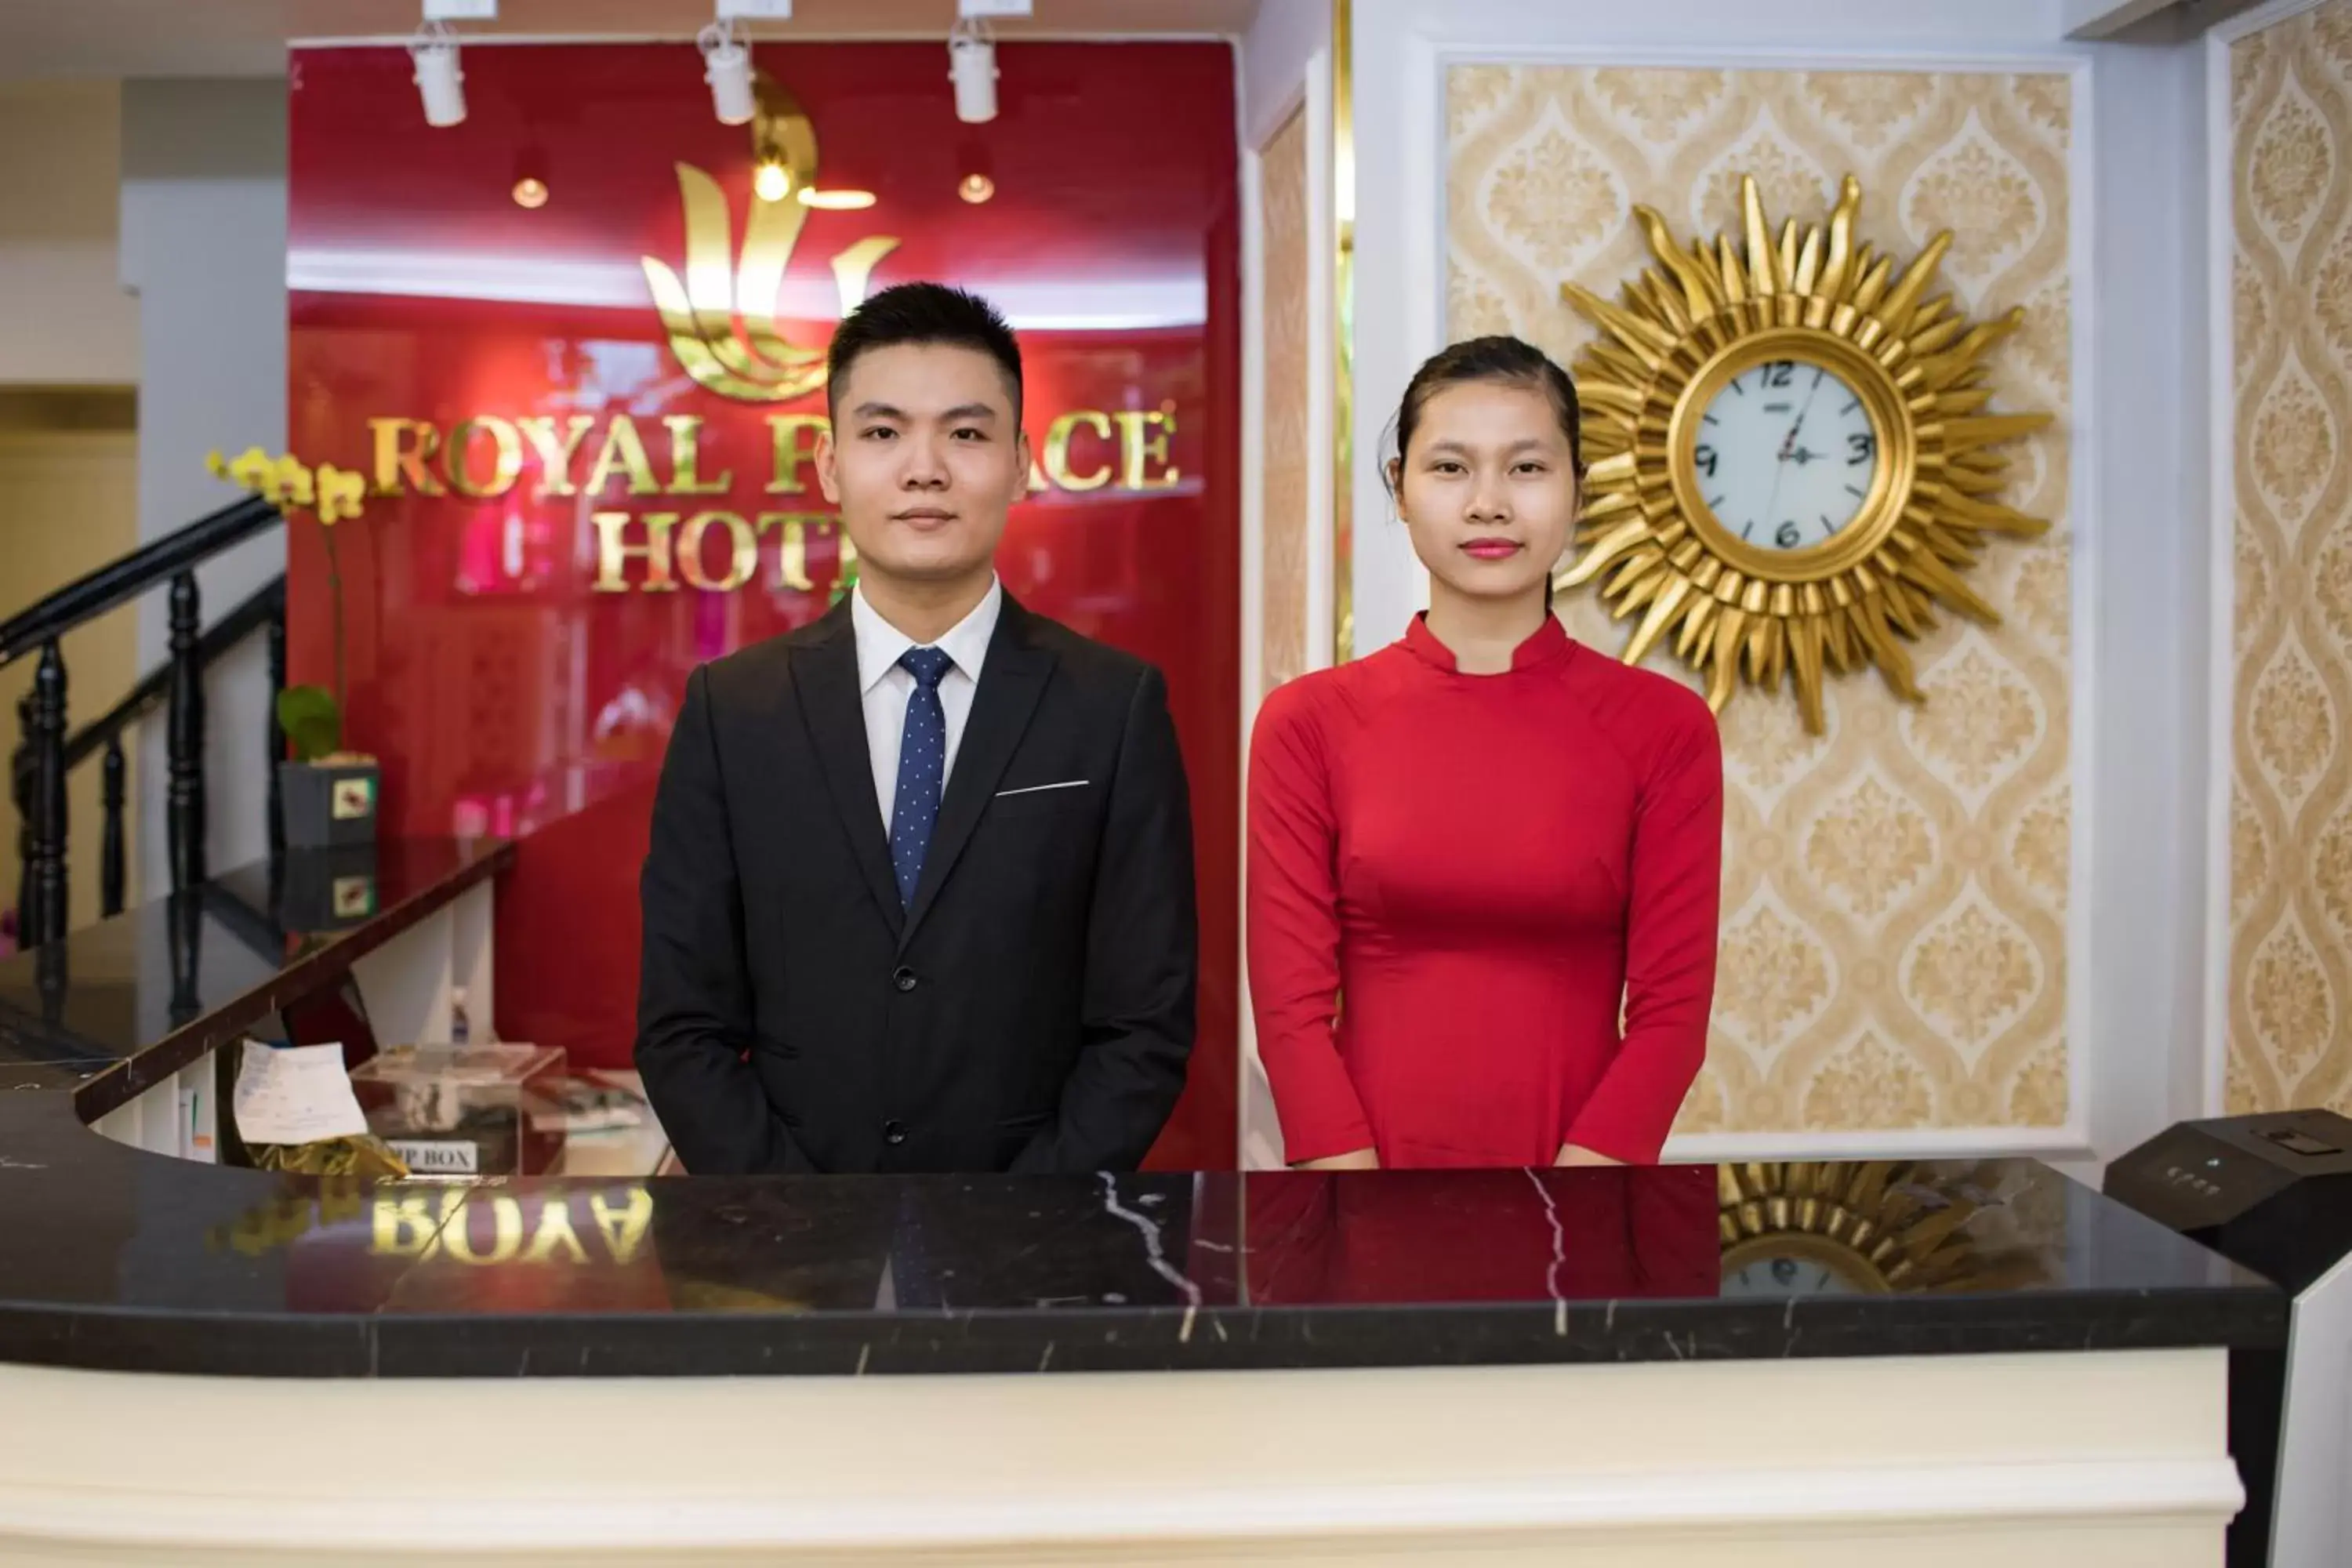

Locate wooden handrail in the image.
[0,493,281,669]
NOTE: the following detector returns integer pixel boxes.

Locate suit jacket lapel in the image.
[790,604,906,942]
[902,599,1054,946]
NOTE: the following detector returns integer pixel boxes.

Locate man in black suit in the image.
[634,283,1198,1174]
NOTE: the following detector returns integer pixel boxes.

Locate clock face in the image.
[1719,1252,1875,1298]
[1692,356,1882,554]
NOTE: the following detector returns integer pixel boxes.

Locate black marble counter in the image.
[0,1088,2287,1377]
[0,838,2289,1379]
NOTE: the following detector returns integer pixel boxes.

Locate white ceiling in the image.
[0,0,1261,79]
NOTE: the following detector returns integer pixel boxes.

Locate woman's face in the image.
[1392,379,1579,607]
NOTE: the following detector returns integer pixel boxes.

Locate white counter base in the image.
[0,1346,2238,1565]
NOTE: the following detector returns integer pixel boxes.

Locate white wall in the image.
[120,78,289,901]
[1241,0,1330,151]
[2085,37,2209,1166]
[0,81,140,385]
[1345,0,2212,1166]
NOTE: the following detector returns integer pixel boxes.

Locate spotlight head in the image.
[699,20,755,126]
[948,20,997,125]
[409,21,466,128]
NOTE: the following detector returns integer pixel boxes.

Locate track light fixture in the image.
[948,15,997,125]
[409,19,466,128]
[699,18,755,126]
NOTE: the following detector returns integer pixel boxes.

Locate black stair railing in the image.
[2,492,287,950]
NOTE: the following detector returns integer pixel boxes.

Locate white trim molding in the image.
[0,1349,2237,1564]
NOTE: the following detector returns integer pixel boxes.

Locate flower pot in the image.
[277,841,380,933]
[280,757,379,848]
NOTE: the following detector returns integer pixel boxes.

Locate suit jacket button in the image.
[892,967,918,993]
[884,1120,908,1145]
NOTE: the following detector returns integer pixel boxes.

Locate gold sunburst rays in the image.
[1717,1160,2047,1294]
[1558,174,2053,734]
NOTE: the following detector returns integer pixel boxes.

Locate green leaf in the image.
[276,684,342,763]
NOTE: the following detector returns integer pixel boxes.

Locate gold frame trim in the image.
[1330,0,1355,666]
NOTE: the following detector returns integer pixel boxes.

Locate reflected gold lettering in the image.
[584,416,660,497]
[372,1194,441,1258]
[662,415,733,495]
[766,415,830,495]
[441,1194,526,1265]
[448,416,525,499]
[517,415,597,499]
[370,418,445,497]
[593,511,679,593]
[591,1188,654,1265]
[1114,409,1180,491]
[678,510,757,592]
[760,511,851,591]
[524,1201,591,1264]
[1044,412,1115,492]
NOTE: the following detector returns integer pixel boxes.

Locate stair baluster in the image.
[100,736,126,919]
[9,695,27,942]
[166,571,205,894]
[29,641,68,947]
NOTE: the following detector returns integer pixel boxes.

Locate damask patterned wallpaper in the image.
[1446,66,2075,1135]
[2229,1,2352,1118]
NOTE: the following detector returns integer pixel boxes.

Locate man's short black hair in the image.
[826,281,1023,419]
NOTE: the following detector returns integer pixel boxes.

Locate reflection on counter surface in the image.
[0,1078,2282,1375]
[0,839,508,1102]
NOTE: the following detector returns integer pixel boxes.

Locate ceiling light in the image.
[948,16,997,125]
[753,158,792,203]
[512,176,550,209]
[699,19,755,126]
[409,20,466,128]
[798,188,877,210]
[958,172,994,204]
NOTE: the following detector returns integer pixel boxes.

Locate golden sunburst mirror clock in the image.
[1559,175,2054,733]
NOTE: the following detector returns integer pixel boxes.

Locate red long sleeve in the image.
[1247,681,1376,1163]
[1245,615,1722,1168]
[1563,702,1723,1163]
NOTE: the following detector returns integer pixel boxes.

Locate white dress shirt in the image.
[852,577,1003,834]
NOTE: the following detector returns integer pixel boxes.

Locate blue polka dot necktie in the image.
[889,646,956,909]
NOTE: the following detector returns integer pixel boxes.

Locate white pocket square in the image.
[995,779,1090,798]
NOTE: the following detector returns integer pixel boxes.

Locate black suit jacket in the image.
[633,594,1198,1175]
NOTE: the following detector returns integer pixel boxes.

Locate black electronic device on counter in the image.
[2107,1108,2352,1568]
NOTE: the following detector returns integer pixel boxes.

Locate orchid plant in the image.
[206,447,369,764]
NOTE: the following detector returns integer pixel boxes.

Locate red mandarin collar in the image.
[1402,612,1574,675]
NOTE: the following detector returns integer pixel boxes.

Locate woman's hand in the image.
[1294,1148,1381,1171]
[1554,1143,1623,1167]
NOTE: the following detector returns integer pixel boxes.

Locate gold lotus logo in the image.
[640,78,901,403]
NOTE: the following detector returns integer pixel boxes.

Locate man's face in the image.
[816,342,1029,588]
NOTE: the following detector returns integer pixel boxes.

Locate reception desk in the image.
[0,845,2289,1566]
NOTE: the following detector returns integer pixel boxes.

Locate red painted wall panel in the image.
[288,41,1239,1168]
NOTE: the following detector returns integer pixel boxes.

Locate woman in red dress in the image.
[1248,336,1723,1171]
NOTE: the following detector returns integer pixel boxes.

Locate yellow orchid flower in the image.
[224,446,277,495]
[271,453,316,509]
[316,465,367,526]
